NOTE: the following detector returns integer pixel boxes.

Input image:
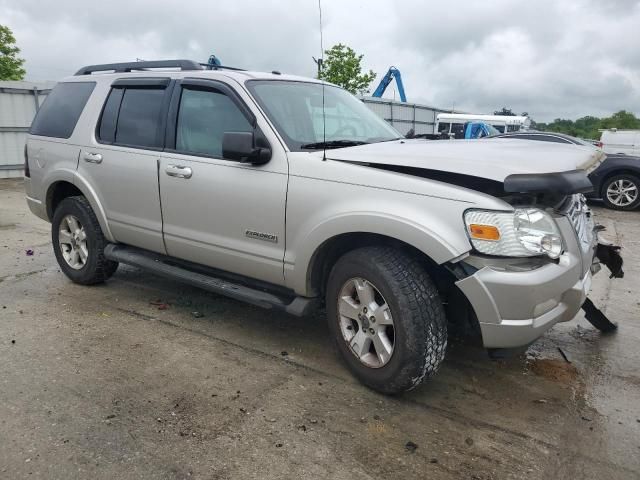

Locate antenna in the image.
[318,0,327,161]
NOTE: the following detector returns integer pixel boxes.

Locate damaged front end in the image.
[449,171,625,347]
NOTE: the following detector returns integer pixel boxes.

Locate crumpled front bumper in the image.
[455,211,623,349]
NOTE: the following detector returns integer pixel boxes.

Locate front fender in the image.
[285,212,470,295]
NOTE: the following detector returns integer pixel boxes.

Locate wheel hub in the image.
[58,214,88,270]
[607,179,638,207]
[337,277,395,369]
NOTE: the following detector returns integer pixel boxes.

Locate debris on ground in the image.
[465,437,474,446]
[191,311,204,318]
[558,347,571,363]
[150,300,170,310]
[405,441,418,452]
[25,249,34,256]
[280,351,289,357]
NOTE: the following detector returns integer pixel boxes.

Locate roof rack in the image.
[199,63,246,72]
[74,60,204,76]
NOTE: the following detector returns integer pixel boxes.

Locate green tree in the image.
[0,25,26,80]
[538,111,640,140]
[318,43,376,95]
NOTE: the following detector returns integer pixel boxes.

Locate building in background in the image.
[0,81,54,178]
[361,96,452,136]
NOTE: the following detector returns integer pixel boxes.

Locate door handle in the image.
[83,152,103,164]
[165,165,193,179]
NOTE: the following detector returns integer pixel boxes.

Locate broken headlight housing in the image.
[464,208,563,259]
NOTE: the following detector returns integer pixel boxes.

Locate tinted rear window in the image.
[30,82,95,138]
[113,88,165,148]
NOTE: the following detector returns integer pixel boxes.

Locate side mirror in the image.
[222,131,271,165]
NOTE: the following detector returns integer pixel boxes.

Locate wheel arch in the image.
[306,232,482,343]
[289,213,469,296]
[45,175,115,242]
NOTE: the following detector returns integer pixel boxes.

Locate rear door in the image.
[158,78,288,285]
[78,78,172,253]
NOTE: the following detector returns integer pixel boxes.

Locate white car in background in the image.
[600,129,640,156]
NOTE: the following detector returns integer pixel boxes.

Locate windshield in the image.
[246,80,402,151]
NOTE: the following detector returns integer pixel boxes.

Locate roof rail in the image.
[74,60,204,76]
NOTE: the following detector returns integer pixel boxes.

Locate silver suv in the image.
[24,60,622,394]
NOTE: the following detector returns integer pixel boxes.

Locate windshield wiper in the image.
[300,140,369,150]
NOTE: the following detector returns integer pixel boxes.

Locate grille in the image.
[563,194,595,252]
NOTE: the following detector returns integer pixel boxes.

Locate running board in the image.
[104,244,314,317]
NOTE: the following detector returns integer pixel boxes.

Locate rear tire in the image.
[326,247,447,394]
[601,174,640,210]
[52,196,118,285]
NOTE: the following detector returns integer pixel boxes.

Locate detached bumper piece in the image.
[580,242,624,333]
[582,298,617,333]
[596,242,624,279]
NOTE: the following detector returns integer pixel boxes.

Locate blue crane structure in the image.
[371,66,407,102]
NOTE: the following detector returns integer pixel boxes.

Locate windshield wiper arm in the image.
[300,140,369,150]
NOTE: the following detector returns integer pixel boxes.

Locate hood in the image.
[325,138,604,183]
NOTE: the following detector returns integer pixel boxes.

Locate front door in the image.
[159,78,288,285]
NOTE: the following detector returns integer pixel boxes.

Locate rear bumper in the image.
[26,195,48,222]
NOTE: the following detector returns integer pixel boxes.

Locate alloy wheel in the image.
[337,277,395,368]
[58,214,88,270]
[606,179,638,207]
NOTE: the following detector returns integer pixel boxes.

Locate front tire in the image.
[601,174,640,210]
[52,196,118,285]
[326,247,447,394]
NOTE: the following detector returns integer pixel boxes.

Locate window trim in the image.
[95,78,174,151]
[164,78,264,161]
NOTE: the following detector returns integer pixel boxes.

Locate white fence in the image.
[361,97,452,136]
[0,81,53,178]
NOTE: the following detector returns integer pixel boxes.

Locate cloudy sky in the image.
[2,0,639,122]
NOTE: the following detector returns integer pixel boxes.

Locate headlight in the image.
[464,208,563,258]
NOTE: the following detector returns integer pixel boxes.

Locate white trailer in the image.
[436,113,531,137]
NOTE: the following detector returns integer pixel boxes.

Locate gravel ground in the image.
[1,178,639,479]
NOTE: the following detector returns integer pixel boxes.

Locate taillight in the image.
[594,141,603,148]
[24,144,30,177]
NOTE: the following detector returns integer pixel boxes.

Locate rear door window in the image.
[97,80,170,149]
[30,82,95,138]
[115,88,166,148]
